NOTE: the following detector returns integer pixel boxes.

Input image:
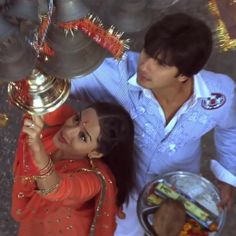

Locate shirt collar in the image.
[128,73,140,87]
[193,72,211,98]
[128,72,211,99]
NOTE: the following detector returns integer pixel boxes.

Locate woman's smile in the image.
[58,131,68,144]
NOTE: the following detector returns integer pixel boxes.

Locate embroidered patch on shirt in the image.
[201,93,226,110]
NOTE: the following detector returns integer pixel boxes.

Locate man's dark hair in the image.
[144,13,213,77]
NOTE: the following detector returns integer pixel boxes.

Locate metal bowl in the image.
[137,171,226,236]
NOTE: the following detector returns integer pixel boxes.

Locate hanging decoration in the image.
[2,0,131,115]
[147,0,179,9]
[105,0,151,34]
[208,0,236,51]
[33,0,54,57]
[6,0,70,116]
[59,14,130,60]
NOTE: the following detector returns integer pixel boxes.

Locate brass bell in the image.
[0,34,37,81]
[38,0,49,15]
[43,23,86,52]
[53,0,90,23]
[105,0,151,33]
[5,0,39,25]
[38,23,106,78]
[0,14,17,41]
[82,0,103,13]
[0,0,6,6]
[0,33,37,81]
[147,0,180,9]
[8,68,70,115]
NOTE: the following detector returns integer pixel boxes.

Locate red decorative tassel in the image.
[40,42,55,56]
[59,15,129,59]
[11,80,31,103]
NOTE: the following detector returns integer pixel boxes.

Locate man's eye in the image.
[157,60,166,66]
[79,131,87,142]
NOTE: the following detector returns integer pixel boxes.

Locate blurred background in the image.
[0,0,236,235]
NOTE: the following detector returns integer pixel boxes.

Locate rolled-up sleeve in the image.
[212,87,236,186]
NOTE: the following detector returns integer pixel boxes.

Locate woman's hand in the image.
[22,115,44,153]
[23,115,61,192]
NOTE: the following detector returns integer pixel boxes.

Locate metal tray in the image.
[137,171,226,236]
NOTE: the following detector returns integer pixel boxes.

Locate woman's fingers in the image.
[24,118,34,127]
[23,118,42,139]
[32,115,44,129]
[22,116,44,153]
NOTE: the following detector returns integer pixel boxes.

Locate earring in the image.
[88,155,95,168]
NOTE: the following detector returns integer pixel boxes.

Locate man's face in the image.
[137,50,183,90]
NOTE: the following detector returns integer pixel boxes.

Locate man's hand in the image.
[217,181,234,210]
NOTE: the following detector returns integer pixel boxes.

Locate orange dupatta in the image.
[12,103,118,235]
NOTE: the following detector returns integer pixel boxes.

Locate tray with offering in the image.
[137,171,226,236]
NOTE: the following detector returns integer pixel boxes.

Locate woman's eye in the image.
[79,131,87,142]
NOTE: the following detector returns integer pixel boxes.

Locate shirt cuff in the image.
[210,160,236,187]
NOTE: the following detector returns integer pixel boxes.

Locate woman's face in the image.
[53,107,101,159]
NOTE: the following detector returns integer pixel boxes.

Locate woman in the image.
[11,102,135,236]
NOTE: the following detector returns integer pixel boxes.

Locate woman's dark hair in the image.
[88,102,135,207]
[144,13,213,77]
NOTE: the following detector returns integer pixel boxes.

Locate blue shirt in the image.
[71,51,236,189]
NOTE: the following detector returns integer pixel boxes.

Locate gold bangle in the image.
[36,182,60,195]
[39,159,54,176]
[39,165,54,177]
[39,158,51,172]
[33,168,55,181]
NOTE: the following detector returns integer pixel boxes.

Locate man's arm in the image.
[70,66,116,103]
[70,51,139,104]
[211,87,236,209]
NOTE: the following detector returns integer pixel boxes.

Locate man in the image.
[70,13,236,235]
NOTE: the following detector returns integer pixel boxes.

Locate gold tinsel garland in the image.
[208,0,236,51]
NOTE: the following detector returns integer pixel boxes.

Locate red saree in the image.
[11,104,118,236]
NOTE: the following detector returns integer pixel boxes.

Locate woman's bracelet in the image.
[36,182,60,195]
[33,158,55,181]
[38,158,51,172]
[39,158,54,176]
[40,164,54,177]
[34,166,55,180]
